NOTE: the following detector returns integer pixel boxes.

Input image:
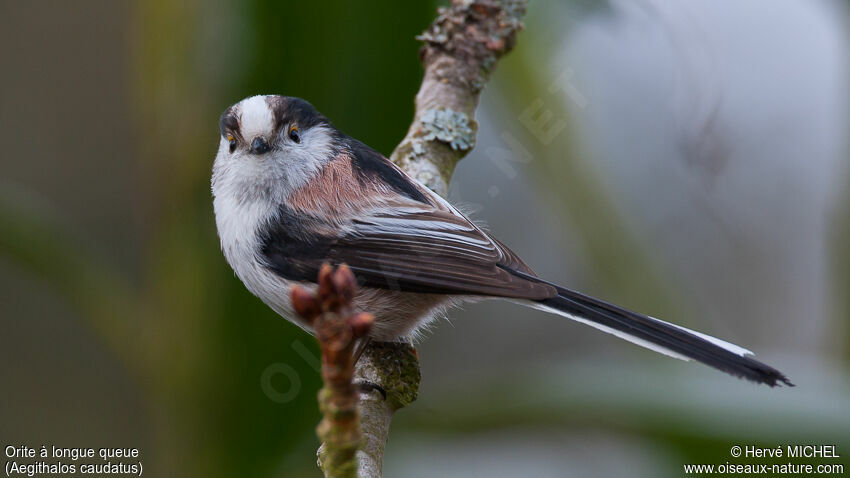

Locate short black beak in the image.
[251,136,270,154]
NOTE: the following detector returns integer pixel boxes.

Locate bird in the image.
[211,95,792,387]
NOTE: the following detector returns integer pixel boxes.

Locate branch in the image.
[310,1,528,476]
[352,342,420,477]
[291,264,375,478]
[354,0,528,475]
[391,0,527,196]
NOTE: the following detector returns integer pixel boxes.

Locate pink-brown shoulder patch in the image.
[288,152,386,217]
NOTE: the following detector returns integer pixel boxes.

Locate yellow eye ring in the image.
[288,125,301,143]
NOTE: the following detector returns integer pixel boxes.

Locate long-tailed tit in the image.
[212,95,791,386]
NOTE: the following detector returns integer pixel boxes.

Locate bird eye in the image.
[227,135,236,153]
[288,125,301,143]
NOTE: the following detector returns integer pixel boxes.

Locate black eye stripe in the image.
[219,107,241,139]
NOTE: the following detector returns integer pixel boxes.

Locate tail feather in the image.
[511,271,792,386]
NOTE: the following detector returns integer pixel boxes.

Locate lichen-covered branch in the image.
[391,0,527,196]
[291,264,375,478]
[352,343,420,477]
[311,1,527,476]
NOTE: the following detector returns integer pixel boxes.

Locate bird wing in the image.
[259,200,556,300]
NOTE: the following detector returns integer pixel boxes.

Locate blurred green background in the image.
[1,1,848,477]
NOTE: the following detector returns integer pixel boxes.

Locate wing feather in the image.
[260,201,554,299]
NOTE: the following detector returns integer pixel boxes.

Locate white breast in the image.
[212,172,302,328]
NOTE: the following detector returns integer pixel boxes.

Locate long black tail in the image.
[516,272,792,387]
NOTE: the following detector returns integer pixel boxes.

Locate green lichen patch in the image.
[411,141,426,156]
[420,108,476,151]
[362,342,421,411]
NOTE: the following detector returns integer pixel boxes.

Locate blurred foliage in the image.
[492,8,687,323]
[394,360,850,474]
[838,175,850,361]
